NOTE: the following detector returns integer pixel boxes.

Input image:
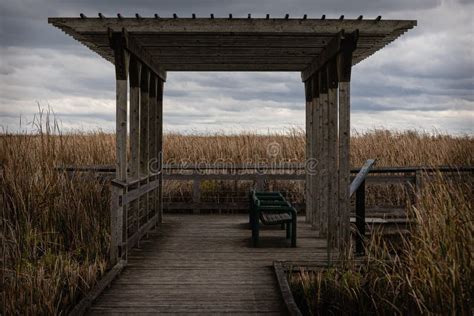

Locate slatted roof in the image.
[48,14,416,78]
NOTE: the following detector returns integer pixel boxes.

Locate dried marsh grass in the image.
[290,173,473,315]
[1,112,472,315]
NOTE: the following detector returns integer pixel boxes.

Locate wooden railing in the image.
[58,164,473,248]
[59,165,473,213]
[110,174,161,253]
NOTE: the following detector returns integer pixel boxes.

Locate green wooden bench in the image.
[249,190,297,247]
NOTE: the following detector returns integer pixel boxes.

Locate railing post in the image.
[193,178,201,214]
[355,179,366,254]
[415,169,423,207]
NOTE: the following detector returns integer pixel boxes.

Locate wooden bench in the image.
[249,190,297,247]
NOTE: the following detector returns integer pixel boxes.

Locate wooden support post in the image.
[109,32,128,264]
[148,75,157,224]
[327,59,339,249]
[338,82,350,247]
[311,74,320,230]
[337,30,358,250]
[139,65,150,238]
[355,180,366,254]
[319,67,329,238]
[304,77,313,223]
[157,79,164,223]
[316,79,324,236]
[109,184,122,265]
[129,55,141,241]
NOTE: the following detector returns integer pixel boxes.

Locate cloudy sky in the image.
[0,0,473,134]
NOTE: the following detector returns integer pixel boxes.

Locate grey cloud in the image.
[166,72,304,104]
[0,0,473,134]
[0,0,441,47]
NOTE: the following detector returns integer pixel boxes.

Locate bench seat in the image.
[261,212,292,224]
[249,190,297,247]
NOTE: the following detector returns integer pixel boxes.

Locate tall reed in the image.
[290,173,473,315]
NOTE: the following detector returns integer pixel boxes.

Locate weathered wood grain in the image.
[319,69,329,238]
[311,73,320,230]
[148,75,157,223]
[129,56,141,241]
[338,81,351,246]
[109,33,128,263]
[304,78,312,224]
[327,60,339,249]
[139,64,150,245]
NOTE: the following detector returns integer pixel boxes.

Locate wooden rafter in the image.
[49,17,416,72]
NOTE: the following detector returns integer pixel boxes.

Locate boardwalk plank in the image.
[89,215,326,315]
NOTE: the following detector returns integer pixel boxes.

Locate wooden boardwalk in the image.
[90,214,327,315]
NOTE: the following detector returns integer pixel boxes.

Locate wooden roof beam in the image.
[301,30,358,82]
[48,18,417,34]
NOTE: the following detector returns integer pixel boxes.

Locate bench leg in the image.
[252,222,259,247]
[249,210,254,230]
[281,223,285,230]
[291,218,297,247]
[286,222,291,239]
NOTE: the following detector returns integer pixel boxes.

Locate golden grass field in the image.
[1,118,473,314]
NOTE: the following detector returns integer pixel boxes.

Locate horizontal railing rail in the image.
[56,164,474,173]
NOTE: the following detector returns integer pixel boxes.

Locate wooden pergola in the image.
[49,14,416,263]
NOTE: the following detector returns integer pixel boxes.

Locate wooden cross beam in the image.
[301,30,358,82]
[110,29,167,82]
